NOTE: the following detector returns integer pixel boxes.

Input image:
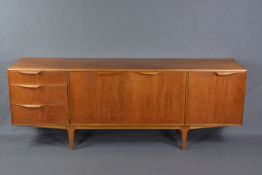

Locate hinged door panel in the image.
[69,72,127,124]
[126,71,186,124]
[187,72,247,124]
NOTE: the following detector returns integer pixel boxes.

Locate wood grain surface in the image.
[8,58,246,71]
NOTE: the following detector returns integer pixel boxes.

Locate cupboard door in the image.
[69,72,127,124]
[187,72,247,124]
[126,71,186,124]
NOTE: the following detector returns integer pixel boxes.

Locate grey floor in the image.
[0,127,261,175]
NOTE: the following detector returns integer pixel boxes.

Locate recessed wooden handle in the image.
[136,71,159,75]
[18,104,44,108]
[18,70,42,75]
[215,72,235,76]
[97,71,118,75]
[17,84,42,88]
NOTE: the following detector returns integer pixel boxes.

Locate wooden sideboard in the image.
[7,58,247,149]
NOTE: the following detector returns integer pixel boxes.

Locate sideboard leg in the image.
[180,127,189,150]
[67,127,75,149]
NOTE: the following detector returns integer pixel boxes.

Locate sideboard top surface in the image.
[8,58,246,71]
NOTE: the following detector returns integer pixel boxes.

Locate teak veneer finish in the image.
[7,58,247,149]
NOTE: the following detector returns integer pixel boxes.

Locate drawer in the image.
[8,70,67,84]
[10,85,68,105]
[11,104,68,125]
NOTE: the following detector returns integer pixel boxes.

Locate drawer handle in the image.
[136,71,159,75]
[17,84,42,88]
[18,70,42,75]
[18,104,44,108]
[97,71,118,75]
[216,72,235,76]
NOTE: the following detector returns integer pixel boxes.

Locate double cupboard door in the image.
[69,71,186,124]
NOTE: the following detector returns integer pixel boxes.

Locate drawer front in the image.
[187,72,247,124]
[11,104,68,125]
[10,85,68,105]
[8,70,67,84]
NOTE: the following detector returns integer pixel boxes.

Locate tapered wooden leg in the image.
[67,127,75,149]
[180,127,189,150]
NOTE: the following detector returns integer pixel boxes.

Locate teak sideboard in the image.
[7,58,247,149]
